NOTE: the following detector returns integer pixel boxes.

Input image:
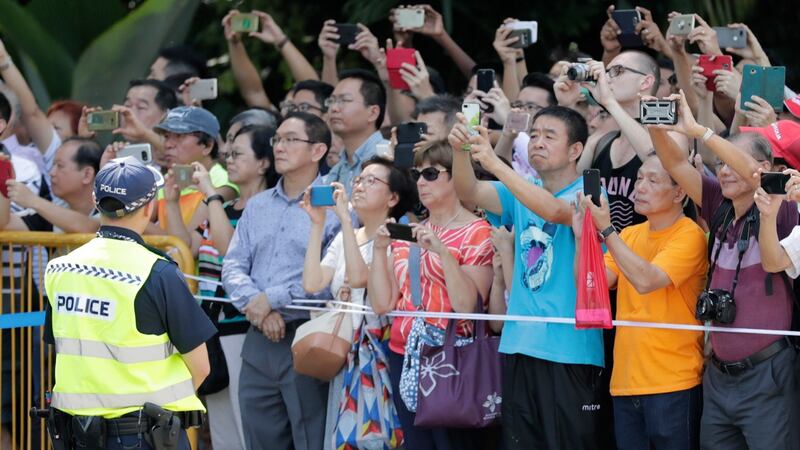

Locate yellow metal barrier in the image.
[0,231,199,449]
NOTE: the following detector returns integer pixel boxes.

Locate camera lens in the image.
[141,151,148,161]
[567,64,592,82]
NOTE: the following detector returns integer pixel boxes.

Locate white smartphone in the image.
[117,143,152,164]
[506,21,538,44]
[395,8,425,29]
[462,102,481,136]
[189,78,218,101]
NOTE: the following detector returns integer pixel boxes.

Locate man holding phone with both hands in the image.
[450,106,607,449]
[648,91,800,449]
[574,157,708,450]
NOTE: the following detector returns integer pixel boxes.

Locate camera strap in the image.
[705,202,757,298]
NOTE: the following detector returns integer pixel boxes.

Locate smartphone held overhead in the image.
[188,79,218,101]
[583,169,602,207]
[761,172,791,195]
[172,165,195,190]
[461,102,481,137]
[504,21,538,48]
[117,144,152,164]
[333,23,359,46]
[386,48,417,90]
[395,7,425,29]
[231,13,259,33]
[611,9,643,48]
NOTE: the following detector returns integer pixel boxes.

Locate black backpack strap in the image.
[592,130,622,165]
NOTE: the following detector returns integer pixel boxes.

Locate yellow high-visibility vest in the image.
[45,236,205,418]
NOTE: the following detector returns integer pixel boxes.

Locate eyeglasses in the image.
[324,96,366,108]
[221,151,246,161]
[606,65,649,78]
[352,174,390,188]
[411,167,449,182]
[269,136,315,147]
[279,101,325,114]
[510,101,544,113]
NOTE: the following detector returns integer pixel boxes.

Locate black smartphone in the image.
[583,169,602,207]
[476,69,495,113]
[761,172,791,195]
[611,9,643,48]
[396,122,428,144]
[333,23,359,46]
[386,222,416,242]
[394,144,414,170]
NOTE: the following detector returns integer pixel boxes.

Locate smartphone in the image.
[386,222,416,242]
[188,78,218,101]
[698,55,733,92]
[504,111,531,133]
[506,21,538,48]
[394,145,414,170]
[394,7,425,29]
[761,172,791,195]
[667,14,695,36]
[639,100,678,125]
[740,64,786,112]
[172,164,195,190]
[0,158,15,198]
[231,13,259,33]
[583,169,601,207]
[611,9,643,48]
[396,122,428,144]
[310,185,335,207]
[462,102,481,137]
[117,143,152,164]
[386,48,417,90]
[477,68,496,113]
[87,110,120,132]
[714,26,746,49]
[333,23,359,46]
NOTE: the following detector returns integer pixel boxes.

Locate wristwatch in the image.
[598,225,616,241]
[203,194,224,205]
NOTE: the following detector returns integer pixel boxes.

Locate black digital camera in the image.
[695,289,736,324]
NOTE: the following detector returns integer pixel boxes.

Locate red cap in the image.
[741,120,800,170]
[785,95,800,119]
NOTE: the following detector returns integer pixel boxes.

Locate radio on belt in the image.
[639,100,678,125]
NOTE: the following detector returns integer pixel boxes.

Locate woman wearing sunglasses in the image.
[301,156,417,450]
[369,141,495,449]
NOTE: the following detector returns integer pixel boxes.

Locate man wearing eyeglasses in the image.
[278,80,334,120]
[556,50,689,232]
[222,112,340,449]
[323,69,388,194]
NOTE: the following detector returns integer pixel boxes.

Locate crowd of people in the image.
[2,3,800,449]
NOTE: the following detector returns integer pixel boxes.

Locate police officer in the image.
[42,156,215,449]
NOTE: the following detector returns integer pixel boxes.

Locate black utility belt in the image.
[711,337,791,376]
[60,409,202,436]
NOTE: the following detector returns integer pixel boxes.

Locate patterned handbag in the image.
[332,322,404,450]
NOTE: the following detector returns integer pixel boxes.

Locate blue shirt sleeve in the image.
[221,205,262,312]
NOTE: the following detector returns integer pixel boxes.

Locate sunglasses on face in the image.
[411,167,449,182]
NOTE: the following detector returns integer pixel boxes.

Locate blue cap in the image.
[94,157,164,217]
[154,106,220,137]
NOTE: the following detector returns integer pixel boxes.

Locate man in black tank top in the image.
[555,50,690,231]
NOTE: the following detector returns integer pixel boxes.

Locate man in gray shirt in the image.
[323,69,387,194]
[222,112,340,450]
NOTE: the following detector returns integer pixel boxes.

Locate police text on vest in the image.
[56,294,116,320]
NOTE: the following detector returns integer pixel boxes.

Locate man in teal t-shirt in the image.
[450,106,604,449]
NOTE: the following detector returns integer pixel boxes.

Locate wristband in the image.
[203,194,224,206]
[598,225,616,241]
[276,36,289,50]
[515,56,525,63]
[701,127,714,142]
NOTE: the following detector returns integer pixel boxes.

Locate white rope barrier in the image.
[190,290,800,337]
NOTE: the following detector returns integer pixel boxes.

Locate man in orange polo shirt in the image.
[574,154,708,450]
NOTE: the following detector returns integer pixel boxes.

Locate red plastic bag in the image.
[576,209,613,329]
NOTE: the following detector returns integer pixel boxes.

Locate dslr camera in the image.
[695,289,736,324]
[567,64,595,82]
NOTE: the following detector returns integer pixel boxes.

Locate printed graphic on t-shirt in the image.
[519,222,557,291]
[601,175,636,229]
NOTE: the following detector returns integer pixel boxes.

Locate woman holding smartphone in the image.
[368,141,495,449]
[301,156,417,450]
